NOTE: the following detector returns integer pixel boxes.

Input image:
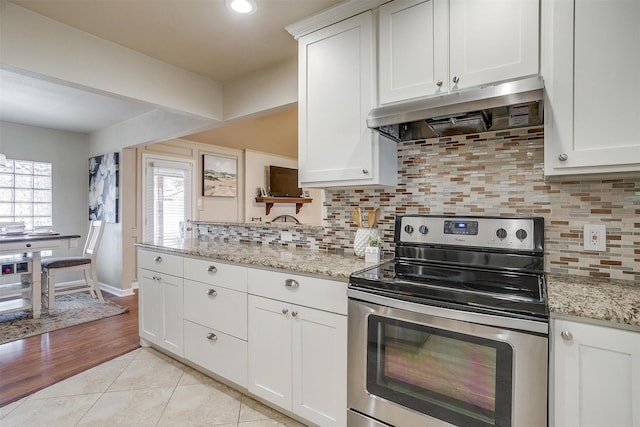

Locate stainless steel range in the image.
[347,215,548,427]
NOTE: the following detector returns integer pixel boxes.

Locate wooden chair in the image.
[42,220,105,311]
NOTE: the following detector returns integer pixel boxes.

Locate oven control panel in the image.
[398,215,543,251]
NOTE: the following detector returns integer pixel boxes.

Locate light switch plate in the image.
[584,224,606,252]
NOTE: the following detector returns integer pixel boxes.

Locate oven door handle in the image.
[347,288,548,335]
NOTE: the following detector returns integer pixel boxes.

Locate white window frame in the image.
[141,154,196,242]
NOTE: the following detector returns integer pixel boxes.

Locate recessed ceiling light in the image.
[226,0,256,14]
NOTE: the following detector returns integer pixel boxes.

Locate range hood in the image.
[368,77,544,142]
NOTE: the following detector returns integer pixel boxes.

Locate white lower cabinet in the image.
[247,269,348,427]
[183,320,247,388]
[138,267,183,356]
[552,318,640,427]
[138,249,348,426]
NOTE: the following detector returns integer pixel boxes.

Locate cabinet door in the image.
[543,0,640,176]
[292,305,347,427]
[378,0,448,104]
[298,11,376,185]
[449,0,539,90]
[139,268,162,344]
[247,295,292,411]
[138,269,183,356]
[552,319,640,427]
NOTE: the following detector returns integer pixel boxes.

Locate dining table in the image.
[0,233,81,319]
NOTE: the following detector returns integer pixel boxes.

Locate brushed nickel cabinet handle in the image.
[282,308,289,315]
[153,256,162,263]
[560,330,573,341]
[558,153,568,161]
[285,279,299,288]
[436,80,443,87]
[207,265,217,273]
[207,288,217,297]
[206,332,217,341]
[292,311,298,318]
[452,76,460,84]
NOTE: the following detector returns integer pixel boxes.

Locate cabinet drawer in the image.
[184,320,247,388]
[183,257,247,292]
[138,250,183,276]
[248,269,347,315]
[183,279,247,340]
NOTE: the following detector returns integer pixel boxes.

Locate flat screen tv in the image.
[269,166,302,197]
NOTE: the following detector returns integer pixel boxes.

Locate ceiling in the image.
[0,0,342,135]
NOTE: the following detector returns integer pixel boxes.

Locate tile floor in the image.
[0,347,307,427]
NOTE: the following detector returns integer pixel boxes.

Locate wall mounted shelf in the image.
[255,197,313,215]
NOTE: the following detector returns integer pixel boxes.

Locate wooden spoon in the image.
[367,209,375,229]
[372,208,381,228]
[353,208,361,227]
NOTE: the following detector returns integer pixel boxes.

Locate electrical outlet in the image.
[280,231,293,242]
[584,224,606,252]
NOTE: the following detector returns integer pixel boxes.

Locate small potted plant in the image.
[364,235,383,263]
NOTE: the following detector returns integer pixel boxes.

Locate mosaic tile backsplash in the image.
[200,126,638,283]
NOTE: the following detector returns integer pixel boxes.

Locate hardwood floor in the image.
[0,291,140,407]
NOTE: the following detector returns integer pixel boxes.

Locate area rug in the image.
[0,293,129,345]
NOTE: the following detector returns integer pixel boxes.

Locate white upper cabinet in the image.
[543,0,640,177]
[378,0,449,104]
[378,0,539,105]
[297,11,397,188]
[449,0,539,91]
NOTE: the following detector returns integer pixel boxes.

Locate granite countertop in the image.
[136,239,640,329]
[136,238,380,282]
[546,274,640,329]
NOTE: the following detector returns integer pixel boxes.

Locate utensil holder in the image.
[354,228,380,258]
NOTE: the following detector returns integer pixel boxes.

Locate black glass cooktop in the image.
[349,260,548,320]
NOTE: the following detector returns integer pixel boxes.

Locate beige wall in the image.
[183,106,297,158]
[244,150,322,225]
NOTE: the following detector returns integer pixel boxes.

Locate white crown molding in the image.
[285,0,389,39]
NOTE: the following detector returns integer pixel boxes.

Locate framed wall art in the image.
[89,152,119,223]
[202,154,237,197]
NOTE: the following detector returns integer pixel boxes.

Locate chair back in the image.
[83,220,104,262]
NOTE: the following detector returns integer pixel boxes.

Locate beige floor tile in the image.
[107,355,184,392]
[111,347,142,361]
[0,394,101,427]
[238,418,308,427]
[157,382,242,426]
[77,387,173,426]
[0,397,26,419]
[239,395,289,423]
[29,358,131,399]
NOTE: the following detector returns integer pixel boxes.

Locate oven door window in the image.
[367,315,513,427]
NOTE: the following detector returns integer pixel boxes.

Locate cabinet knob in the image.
[558,153,568,161]
[207,265,217,273]
[560,330,573,341]
[292,311,299,318]
[285,279,299,288]
[436,80,443,87]
[153,256,162,263]
[282,308,289,315]
[362,169,369,175]
[207,288,217,297]
[452,76,460,84]
[26,243,31,248]
[206,332,217,341]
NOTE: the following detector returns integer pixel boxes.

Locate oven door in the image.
[347,291,548,427]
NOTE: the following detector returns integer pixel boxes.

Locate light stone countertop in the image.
[546,274,640,329]
[136,239,640,329]
[136,238,379,282]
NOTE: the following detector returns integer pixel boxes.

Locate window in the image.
[0,159,52,229]
[143,156,194,242]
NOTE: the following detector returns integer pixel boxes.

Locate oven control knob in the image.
[419,225,429,234]
[496,228,507,240]
[516,229,528,241]
[404,224,414,234]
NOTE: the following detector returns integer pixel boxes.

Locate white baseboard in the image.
[57,280,136,297]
